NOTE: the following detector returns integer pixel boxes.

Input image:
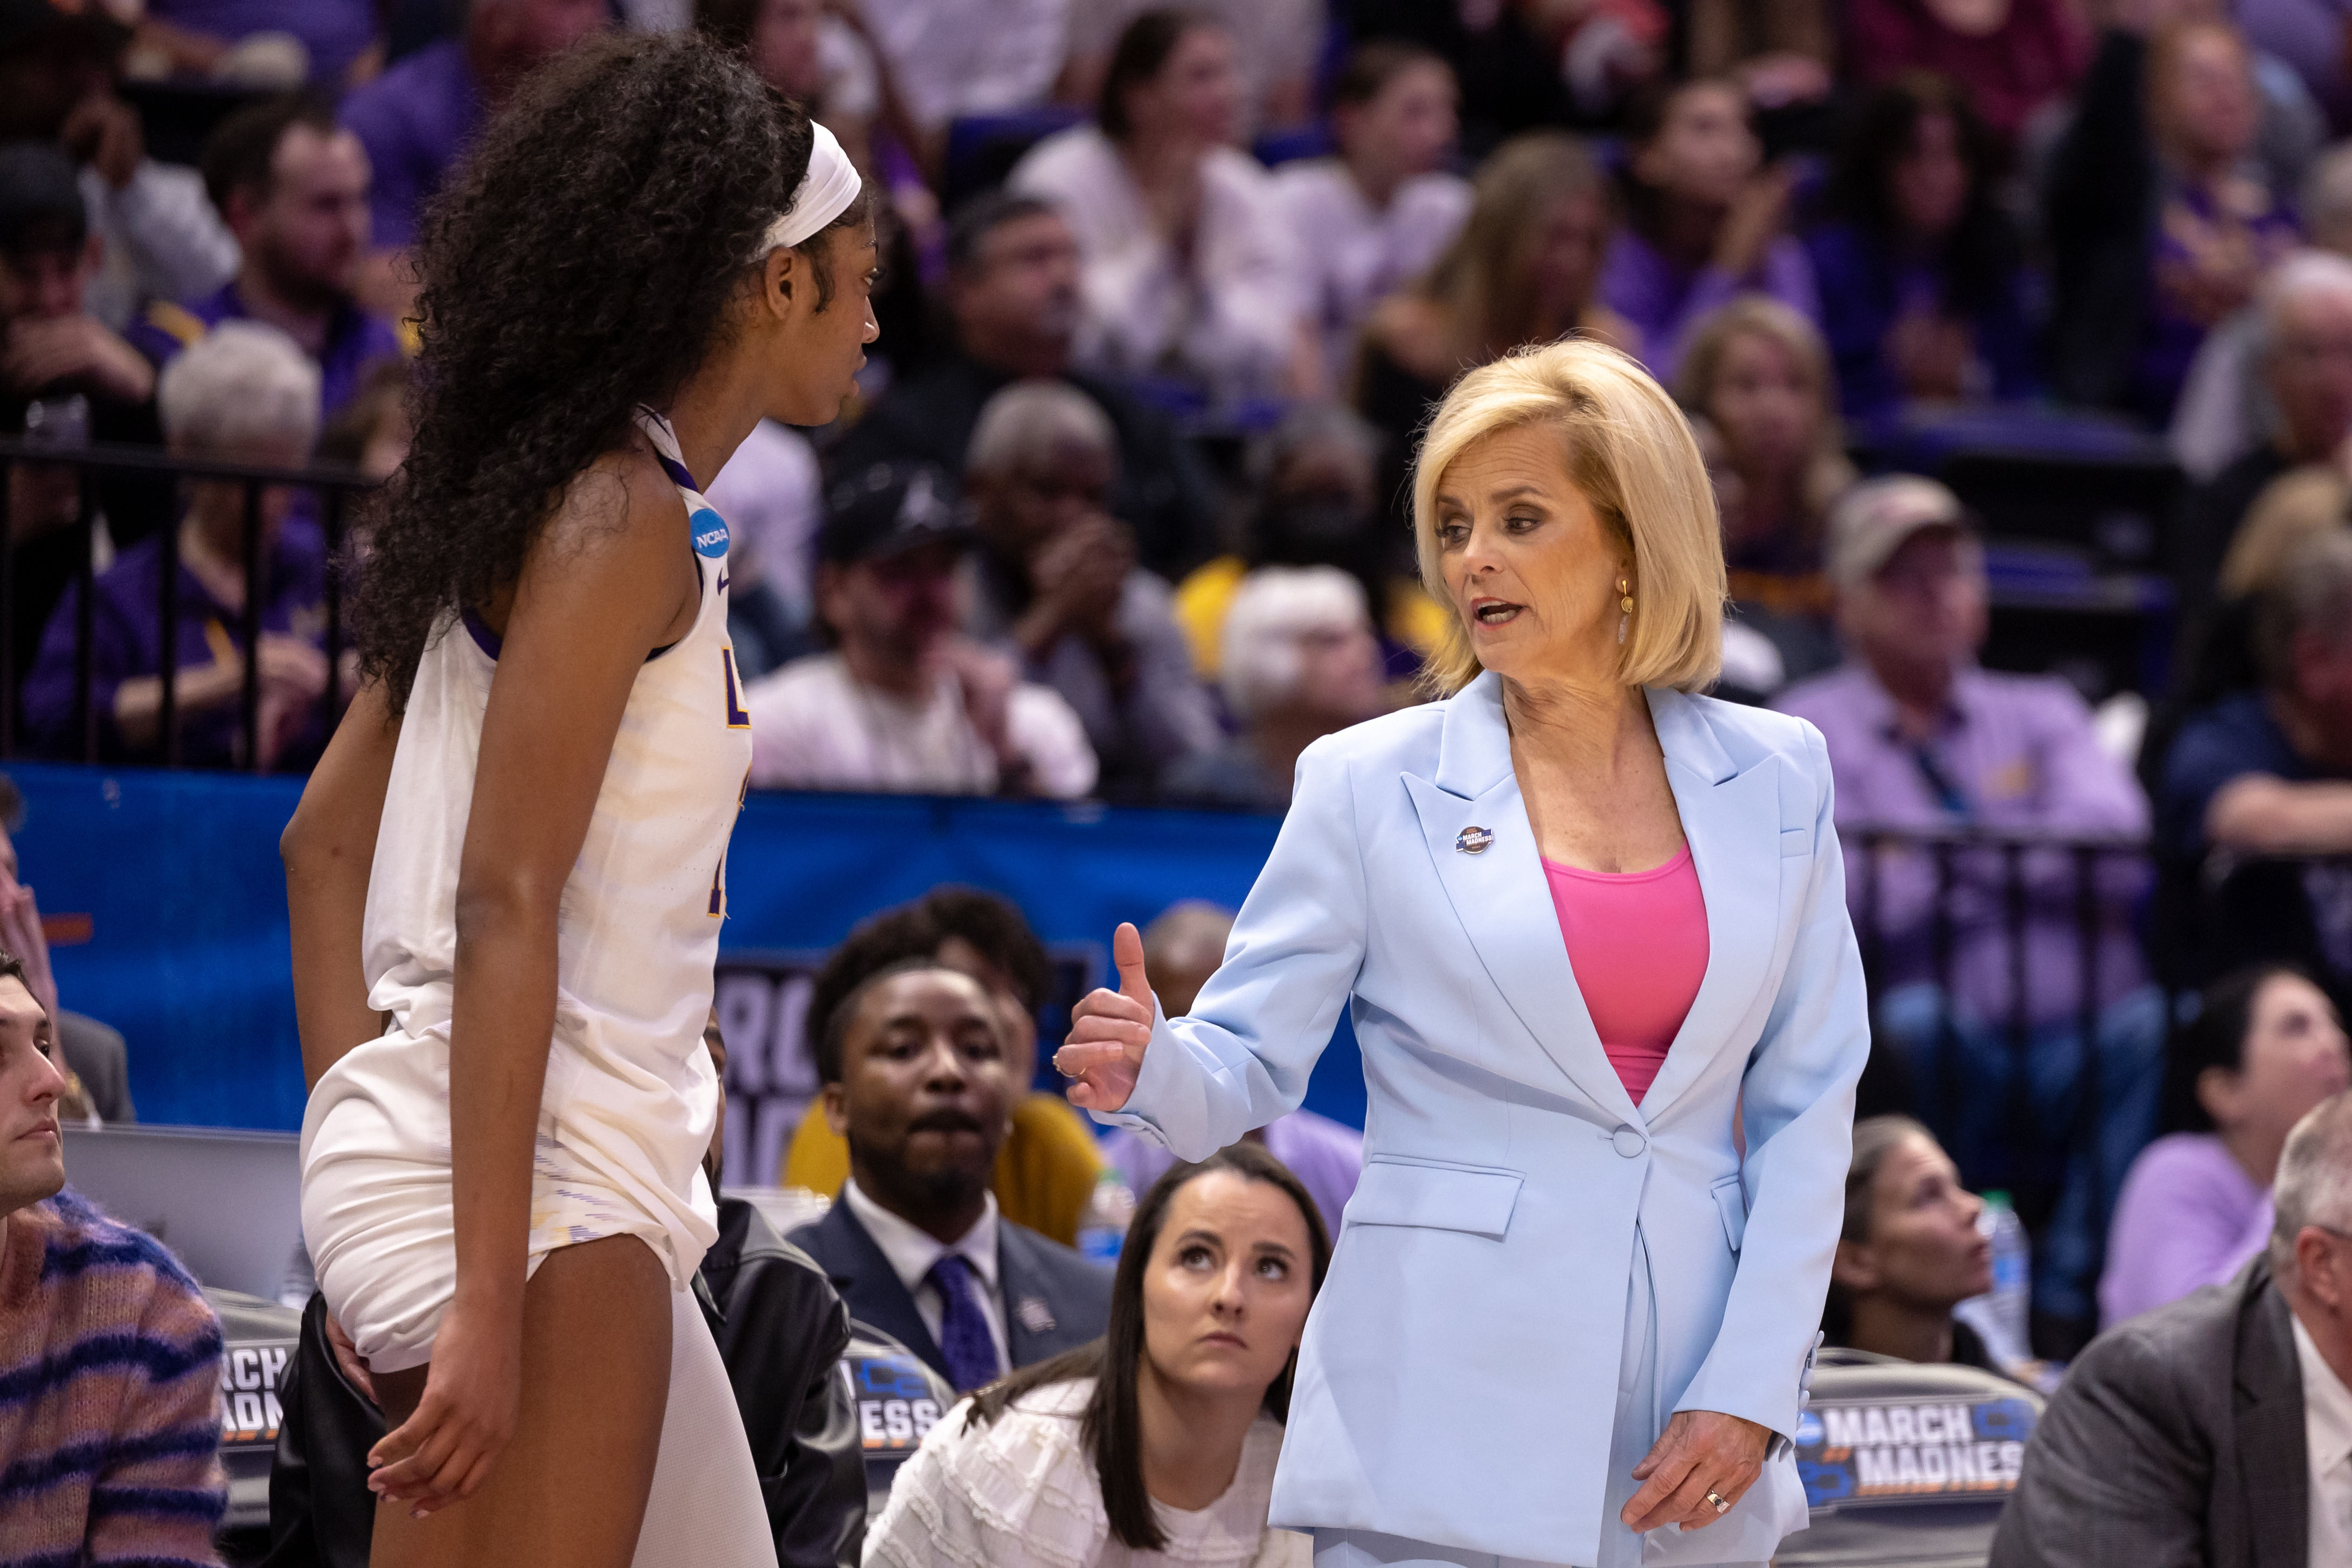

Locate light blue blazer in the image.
[1095,674,1868,1564]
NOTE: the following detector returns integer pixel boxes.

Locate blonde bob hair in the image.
[1413,337,1725,697]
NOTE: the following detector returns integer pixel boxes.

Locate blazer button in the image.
[1611,1126,1647,1158]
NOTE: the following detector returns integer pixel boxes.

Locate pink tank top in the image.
[1541,844,1709,1106]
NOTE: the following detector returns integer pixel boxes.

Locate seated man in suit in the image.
[789,959,1111,1393]
[1991,1088,2352,1567]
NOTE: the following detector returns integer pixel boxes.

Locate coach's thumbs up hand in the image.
[1057,921,1154,1112]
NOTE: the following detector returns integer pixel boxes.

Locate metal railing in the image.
[0,437,378,771]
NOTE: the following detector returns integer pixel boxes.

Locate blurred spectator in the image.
[2046,17,2299,423]
[745,460,1095,799]
[784,961,1111,1392]
[706,418,823,678]
[827,193,1220,579]
[127,96,402,425]
[2173,251,2352,633]
[693,0,879,179]
[1341,1,1572,157]
[1676,295,1853,686]
[0,774,133,1126]
[135,1,383,89]
[1600,79,1821,381]
[1685,0,1835,110]
[781,887,1110,1248]
[2103,965,2350,1325]
[1174,404,1451,685]
[851,0,1064,164]
[1824,1116,2006,1371]
[1844,0,2087,151]
[1355,132,1628,523]
[2173,148,2352,478]
[2156,530,2352,990]
[1064,0,1322,137]
[1990,1091,2352,1568]
[0,951,225,1566]
[1162,566,1388,810]
[960,381,1219,797]
[1008,10,1314,404]
[1097,901,1365,1237]
[339,0,609,319]
[314,355,412,481]
[864,1143,1323,1568]
[1778,476,2166,1337]
[1805,74,2037,428]
[1272,44,1472,391]
[25,321,332,770]
[0,1,237,330]
[0,140,166,696]
[2240,0,2352,132]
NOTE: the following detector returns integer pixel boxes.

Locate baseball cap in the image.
[817,461,974,566]
[0,140,87,260]
[1825,475,1972,590]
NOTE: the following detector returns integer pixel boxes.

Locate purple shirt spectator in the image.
[123,282,403,421]
[145,0,379,86]
[1100,1110,1363,1239]
[22,518,331,769]
[2136,179,2299,422]
[1802,220,2038,429]
[2098,1132,2273,1326]
[339,38,481,250]
[1776,663,2151,1025]
[1599,229,1820,380]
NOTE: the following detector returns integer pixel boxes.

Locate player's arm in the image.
[283,678,401,1090]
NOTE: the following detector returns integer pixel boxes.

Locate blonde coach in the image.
[1058,338,1867,1568]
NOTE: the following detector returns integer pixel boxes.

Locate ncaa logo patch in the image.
[690,507,730,559]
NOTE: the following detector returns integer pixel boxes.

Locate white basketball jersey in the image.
[311,407,754,1287]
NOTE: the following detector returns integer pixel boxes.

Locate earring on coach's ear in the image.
[1617,575,1633,645]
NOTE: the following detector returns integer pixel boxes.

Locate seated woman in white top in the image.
[865,1141,1327,1567]
[1272,42,1474,389]
[1010,10,1315,405]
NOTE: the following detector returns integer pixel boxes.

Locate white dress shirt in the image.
[841,1178,1011,1377]
[855,0,1068,132]
[2293,1312,2352,1568]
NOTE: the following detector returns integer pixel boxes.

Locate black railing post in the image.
[158,505,179,768]
[240,480,263,773]
[73,469,95,764]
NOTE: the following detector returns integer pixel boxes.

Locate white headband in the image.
[756,122,862,256]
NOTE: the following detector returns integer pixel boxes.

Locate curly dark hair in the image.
[1825,73,2021,317]
[354,31,848,711]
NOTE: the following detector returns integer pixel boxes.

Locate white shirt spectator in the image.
[705,419,822,618]
[866,1373,1308,1568]
[1269,159,1470,388]
[841,1178,1011,1378]
[856,0,1068,133]
[79,163,239,331]
[745,651,1097,797]
[1067,0,1323,138]
[2295,1313,2352,1568]
[1011,125,1302,403]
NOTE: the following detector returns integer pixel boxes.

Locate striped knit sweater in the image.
[1,1188,226,1567]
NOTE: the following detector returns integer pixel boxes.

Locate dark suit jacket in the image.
[1990,1258,2309,1568]
[788,1197,1111,1390]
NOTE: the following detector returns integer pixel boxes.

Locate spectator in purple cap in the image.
[24,320,332,769]
[339,0,609,320]
[1776,474,2166,1344]
[746,460,1097,799]
[127,94,403,424]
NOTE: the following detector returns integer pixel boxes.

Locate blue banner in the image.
[20,764,1366,1151]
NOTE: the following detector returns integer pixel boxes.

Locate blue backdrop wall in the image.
[22,764,1366,1144]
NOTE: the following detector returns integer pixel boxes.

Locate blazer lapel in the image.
[1404,675,1638,1122]
[2233,1266,2309,1568]
[995,1228,1063,1367]
[1637,688,1780,1120]
[821,1202,947,1377]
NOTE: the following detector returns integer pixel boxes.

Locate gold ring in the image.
[1704,1490,1731,1515]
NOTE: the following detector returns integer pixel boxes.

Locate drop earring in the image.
[1617,575,1633,644]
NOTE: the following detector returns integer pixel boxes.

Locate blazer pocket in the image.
[1778,827,1812,858]
[1345,1158,1524,1240]
[1712,1175,1749,1253]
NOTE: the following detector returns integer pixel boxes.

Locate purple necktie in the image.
[926,1253,1001,1392]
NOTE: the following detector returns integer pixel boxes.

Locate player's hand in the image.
[322,1308,378,1406]
[365,1295,521,1516]
[1054,920,1153,1112]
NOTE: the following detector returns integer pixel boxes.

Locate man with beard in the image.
[788,961,1110,1393]
[127,94,400,422]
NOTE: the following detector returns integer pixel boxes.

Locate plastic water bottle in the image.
[1076,1169,1137,1264]
[1955,1190,2034,1368]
